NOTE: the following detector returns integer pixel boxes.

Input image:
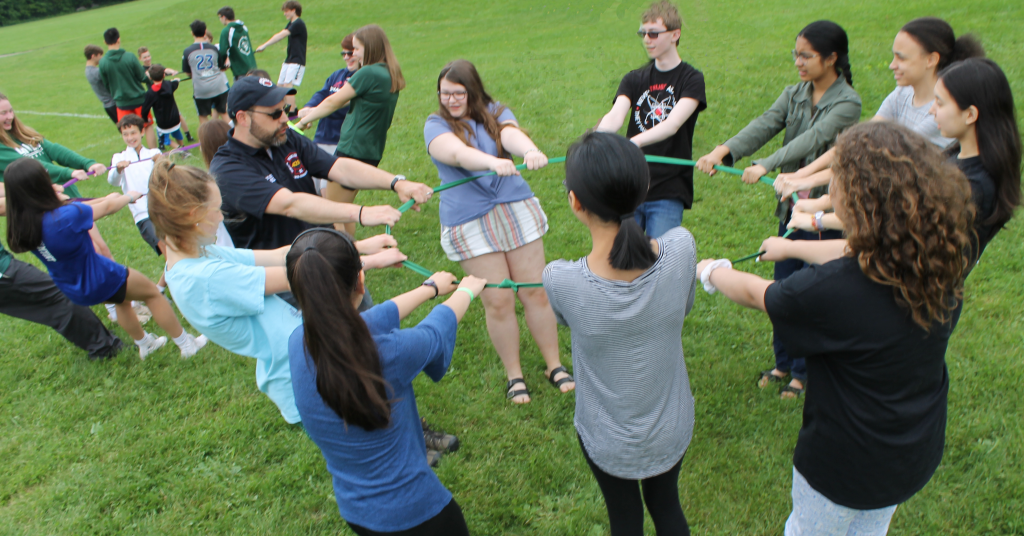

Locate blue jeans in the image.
[634,198,686,238]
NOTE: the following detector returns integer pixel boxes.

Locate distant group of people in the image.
[1,0,1021,535]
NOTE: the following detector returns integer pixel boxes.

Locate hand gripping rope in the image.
[385,154,802,289]
[62,142,201,189]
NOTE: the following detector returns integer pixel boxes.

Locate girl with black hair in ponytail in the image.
[696,21,861,399]
[286,228,484,536]
[543,131,697,536]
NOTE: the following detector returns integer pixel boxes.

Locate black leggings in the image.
[347,498,469,536]
[579,435,689,536]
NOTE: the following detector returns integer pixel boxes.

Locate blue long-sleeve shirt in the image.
[304,68,354,146]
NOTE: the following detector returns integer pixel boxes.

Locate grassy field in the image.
[1,0,1022,534]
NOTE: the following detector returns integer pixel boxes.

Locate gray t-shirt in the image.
[85,65,115,108]
[543,226,697,479]
[876,85,953,148]
[182,42,230,99]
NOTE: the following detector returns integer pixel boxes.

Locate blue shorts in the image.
[158,128,183,146]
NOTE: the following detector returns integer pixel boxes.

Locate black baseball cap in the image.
[227,76,297,120]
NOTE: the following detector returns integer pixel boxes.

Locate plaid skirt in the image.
[441,197,549,262]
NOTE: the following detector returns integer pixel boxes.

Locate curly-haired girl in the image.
[698,121,972,535]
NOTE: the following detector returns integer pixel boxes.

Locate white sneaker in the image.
[137,333,167,360]
[178,334,209,359]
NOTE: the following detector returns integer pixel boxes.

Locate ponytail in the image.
[900,17,985,71]
[286,229,391,431]
[147,160,216,255]
[797,20,853,88]
[565,131,657,271]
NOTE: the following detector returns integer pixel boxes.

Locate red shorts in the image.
[116,106,153,128]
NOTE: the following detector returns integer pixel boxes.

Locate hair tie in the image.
[167,162,176,171]
[303,246,318,252]
[619,212,635,222]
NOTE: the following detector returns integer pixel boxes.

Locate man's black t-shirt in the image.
[617,61,706,208]
[764,256,951,510]
[285,18,307,65]
[209,129,336,250]
[953,156,999,260]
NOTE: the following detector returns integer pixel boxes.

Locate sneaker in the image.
[132,302,152,325]
[88,338,124,361]
[185,132,195,142]
[426,449,443,468]
[178,333,209,359]
[158,143,166,151]
[422,418,459,453]
[137,333,167,360]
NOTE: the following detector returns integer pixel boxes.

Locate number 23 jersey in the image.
[182,42,230,99]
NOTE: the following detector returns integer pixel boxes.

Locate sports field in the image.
[1,0,1022,534]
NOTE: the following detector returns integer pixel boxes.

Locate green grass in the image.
[2,0,1022,534]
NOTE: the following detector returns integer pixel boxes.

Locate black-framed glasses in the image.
[438,90,468,101]
[247,104,292,120]
[637,29,666,39]
[341,50,354,57]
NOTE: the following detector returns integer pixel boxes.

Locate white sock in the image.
[156,285,166,293]
[134,333,153,346]
[105,303,118,320]
[171,332,192,347]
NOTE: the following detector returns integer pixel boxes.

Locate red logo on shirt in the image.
[285,152,308,179]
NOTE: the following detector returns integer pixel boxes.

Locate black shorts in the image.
[136,218,163,256]
[334,150,381,191]
[105,271,130,305]
[195,91,228,117]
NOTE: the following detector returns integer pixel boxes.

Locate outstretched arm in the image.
[256,29,290,52]
[428,132,519,176]
[697,259,772,312]
[326,157,433,208]
[85,191,142,220]
[758,237,849,265]
[629,97,700,148]
[264,188,400,226]
[595,95,631,133]
[500,122,548,171]
[294,84,356,129]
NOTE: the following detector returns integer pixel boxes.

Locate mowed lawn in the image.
[1,0,1022,534]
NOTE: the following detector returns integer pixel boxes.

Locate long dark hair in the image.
[900,17,985,71]
[565,131,657,271]
[833,122,973,330]
[4,158,66,253]
[286,228,391,431]
[435,59,511,157]
[939,58,1022,229]
[798,20,853,87]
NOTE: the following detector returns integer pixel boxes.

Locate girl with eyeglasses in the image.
[295,25,404,235]
[286,228,485,536]
[424,59,574,404]
[694,20,861,399]
[777,18,986,232]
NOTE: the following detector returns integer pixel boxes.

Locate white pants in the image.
[785,467,898,536]
[278,63,305,86]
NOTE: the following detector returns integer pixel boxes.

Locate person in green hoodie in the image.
[218,7,258,81]
[99,27,156,148]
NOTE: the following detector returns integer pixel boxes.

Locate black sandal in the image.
[758,369,788,388]
[547,366,574,391]
[780,384,805,399]
[506,378,530,402]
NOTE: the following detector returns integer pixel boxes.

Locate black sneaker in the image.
[185,132,195,142]
[158,143,166,151]
[88,338,124,361]
[422,418,459,453]
[426,449,442,468]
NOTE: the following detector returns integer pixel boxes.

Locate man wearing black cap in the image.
[210,76,433,250]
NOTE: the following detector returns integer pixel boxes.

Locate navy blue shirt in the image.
[209,129,337,250]
[304,68,355,146]
[289,301,457,532]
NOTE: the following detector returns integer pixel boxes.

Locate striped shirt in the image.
[543,227,697,479]
[875,85,953,148]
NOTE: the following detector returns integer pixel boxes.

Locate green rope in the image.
[382,153,796,287]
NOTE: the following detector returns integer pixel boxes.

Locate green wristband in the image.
[455,287,475,301]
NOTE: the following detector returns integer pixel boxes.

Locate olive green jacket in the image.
[723,77,861,174]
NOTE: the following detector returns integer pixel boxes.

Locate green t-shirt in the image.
[335,63,400,161]
[0,138,90,198]
[0,241,11,277]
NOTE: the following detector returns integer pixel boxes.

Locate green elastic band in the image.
[455,287,475,301]
[732,227,797,264]
[287,121,304,135]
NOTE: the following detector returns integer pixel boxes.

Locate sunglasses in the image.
[637,29,669,39]
[248,104,293,120]
[341,50,354,57]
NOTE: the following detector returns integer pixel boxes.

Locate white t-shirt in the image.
[875,85,953,148]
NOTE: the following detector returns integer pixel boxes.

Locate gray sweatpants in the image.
[0,258,122,360]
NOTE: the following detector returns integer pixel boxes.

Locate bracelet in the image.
[700,259,733,295]
[524,148,540,156]
[357,206,364,226]
[455,287,475,301]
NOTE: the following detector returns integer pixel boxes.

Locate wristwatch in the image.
[422,279,439,299]
[390,174,407,191]
[813,211,825,232]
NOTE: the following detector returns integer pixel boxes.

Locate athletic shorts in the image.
[195,91,228,117]
[334,150,380,191]
[116,106,153,128]
[278,63,305,86]
[136,218,163,256]
[104,271,130,305]
[440,197,548,262]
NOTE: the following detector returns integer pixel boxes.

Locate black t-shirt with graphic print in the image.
[617,60,707,208]
[285,18,307,65]
[209,128,336,250]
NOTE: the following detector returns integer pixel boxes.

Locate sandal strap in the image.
[548,366,574,387]
[506,378,530,399]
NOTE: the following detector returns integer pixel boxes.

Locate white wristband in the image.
[700,259,733,295]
